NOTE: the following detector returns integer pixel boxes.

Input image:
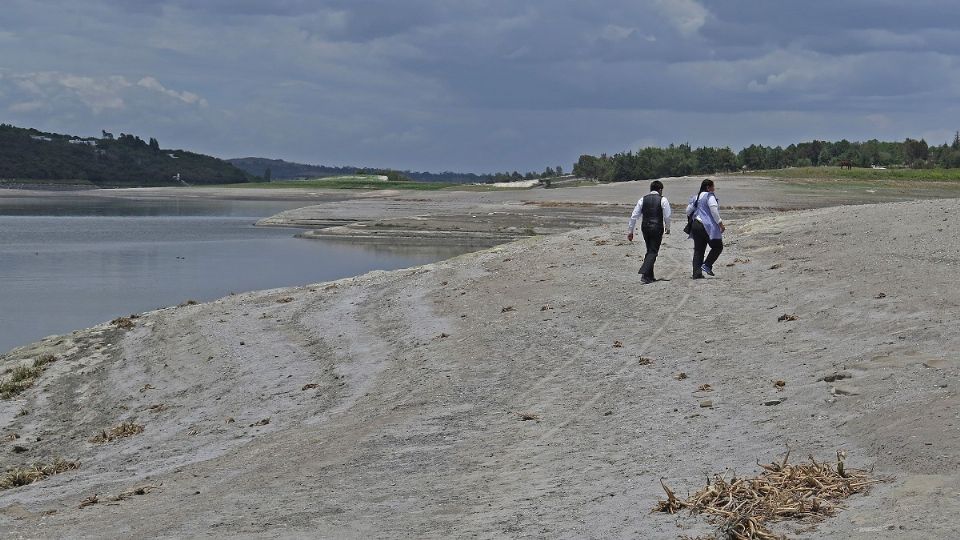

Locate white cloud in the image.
[600,24,636,42]
[59,74,130,112]
[650,0,708,37]
[137,76,208,106]
[7,72,130,113]
[865,114,891,129]
[1,71,210,119]
[746,65,824,93]
[8,100,44,113]
[629,136,661,150]
[850,29,926,50]
[674,49,840,96]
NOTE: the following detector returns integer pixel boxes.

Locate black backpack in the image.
[683,193,700,234]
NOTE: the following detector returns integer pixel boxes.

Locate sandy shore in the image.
[1,179,959,538]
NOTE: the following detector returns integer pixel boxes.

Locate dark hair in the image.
[698,178,714,195]
[650,180,664,192]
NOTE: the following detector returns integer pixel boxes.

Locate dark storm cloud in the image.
[1,1,959,171]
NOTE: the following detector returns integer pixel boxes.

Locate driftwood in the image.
[654,450,887,539]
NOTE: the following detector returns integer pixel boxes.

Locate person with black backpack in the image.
[686,178,725,279]
[627,180,671,284]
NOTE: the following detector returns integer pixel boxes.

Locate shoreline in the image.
[1,181,959,537]
[0,197,477,355]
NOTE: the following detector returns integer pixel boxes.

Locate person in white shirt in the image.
[627,180,671,284]
[685,178,725,279]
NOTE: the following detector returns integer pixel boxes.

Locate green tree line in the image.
[483,165,565,184]
[0,124,252,186]
[573,135,960,182]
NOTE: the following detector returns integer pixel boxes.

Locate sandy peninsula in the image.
[1,176,959,538]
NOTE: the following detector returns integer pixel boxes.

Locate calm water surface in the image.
[0,195,470,353]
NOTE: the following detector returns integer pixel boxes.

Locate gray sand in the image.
[1,179,958,538]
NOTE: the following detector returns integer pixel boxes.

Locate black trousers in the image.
[691,220,723,277]
[638,226,663,280]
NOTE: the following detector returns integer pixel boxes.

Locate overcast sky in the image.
[3,1,960,172]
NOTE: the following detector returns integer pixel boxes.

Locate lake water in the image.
[0,195,470,353]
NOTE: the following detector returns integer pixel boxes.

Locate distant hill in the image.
[0,124,252,187]
[228,157,494,184]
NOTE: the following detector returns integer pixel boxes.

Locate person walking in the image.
[627,180,671,284]
[686,178,724,279]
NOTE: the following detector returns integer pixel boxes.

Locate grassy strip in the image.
[220,177,457,190]
[1,459,80,490]
[756,166,960,182]
[0,354,57,399]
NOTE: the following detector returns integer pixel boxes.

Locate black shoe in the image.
[692,274,704,279]
[641,276,655,284]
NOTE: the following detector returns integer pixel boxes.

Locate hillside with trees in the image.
[0,124,252,187]
[573,135,960,182]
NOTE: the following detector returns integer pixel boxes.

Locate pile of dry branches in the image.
[654,450,885,539]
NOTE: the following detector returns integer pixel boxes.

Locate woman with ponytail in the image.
[686,178,725,279]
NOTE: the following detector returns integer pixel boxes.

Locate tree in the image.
[573,155,602,179]
[555,165,563,176]
[818,147,833,166]
[264,167,272,182]
[946,150,960,168]
[738,144,765,170]
[149,137,160,152]
[374,169,412,181]
[903,138,929,166]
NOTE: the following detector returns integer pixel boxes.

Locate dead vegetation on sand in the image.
[79,484,161,509]
[111,315,139,329]
[654,451,886,539]
[1,459,80,490]
[0,353,57,399]
[89,421,145,444]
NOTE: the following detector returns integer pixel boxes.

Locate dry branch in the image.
[653,451,887,539]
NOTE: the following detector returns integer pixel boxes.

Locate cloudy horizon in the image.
[3,1,960,173]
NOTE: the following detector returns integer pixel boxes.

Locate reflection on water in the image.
[0,194,311,217]
[0,195,477,353]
